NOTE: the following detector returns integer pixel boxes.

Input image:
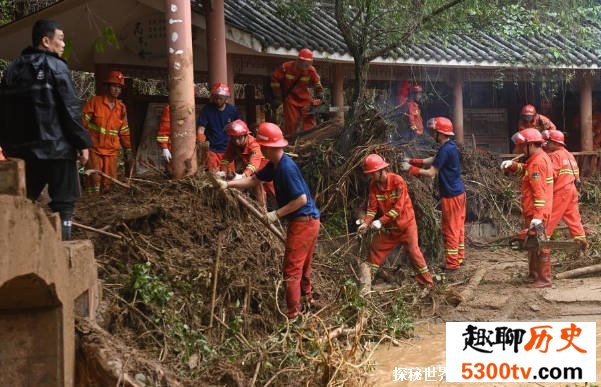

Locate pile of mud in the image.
[75,172,439,386]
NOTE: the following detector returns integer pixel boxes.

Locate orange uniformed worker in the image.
[0,146,6,161]
[219,122,321,321]
[541,130,587,247]
[82,70,132,193]
[404,84,424,135]
[518,104,556,133]
[271,48,324,136]
[402,117,466,270]
[156,104,173,171]
[501,129,554,288]
[357,154,433,292]
[219,119,275,206]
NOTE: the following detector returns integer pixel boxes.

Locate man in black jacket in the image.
[0,19,93,240]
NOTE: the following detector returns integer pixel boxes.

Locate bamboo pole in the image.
[209,233,224,328]
[72,221,122,239]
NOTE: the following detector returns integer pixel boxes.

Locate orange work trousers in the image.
[368,222,431,284]
[85,151,118,194]
[206,151,234,172]
[283,101,315,136]
[441,192,467,269]
[283,218,320,318]
[546,184,585,240]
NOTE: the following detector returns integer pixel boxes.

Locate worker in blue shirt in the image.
[218,122,320,321]
[401,117,466,271]
[196,83,239,171]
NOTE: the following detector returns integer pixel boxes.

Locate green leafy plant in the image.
[127,262,174,308]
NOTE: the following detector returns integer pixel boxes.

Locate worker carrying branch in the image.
[82,70,132,194]
[217,122,320,322]
[271,48,324,136]
[357,154,433,292]
[402,117,466,271]
[541,130,588,248]
[218,119,275,207]
[501,128,554,288]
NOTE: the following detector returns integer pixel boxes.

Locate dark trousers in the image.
[24,157,80,221]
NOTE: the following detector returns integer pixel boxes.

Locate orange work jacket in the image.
[548,147,579,192]
[156,105,171,150]
[514,151,554,221]
[363,173,417,230]
[518,114,556,132]
[220,135,268,176]
[407,101,424,135]
[271,61,323,106]
[82,95,131,155]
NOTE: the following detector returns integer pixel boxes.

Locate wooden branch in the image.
[366,0,469,61]
[556,263,601,279]
[230,189,286,243]
[84,169,133,189]
[455,268,487,306]
[72,221,122,239]
[205,173,286,243]
[209,233,225,328]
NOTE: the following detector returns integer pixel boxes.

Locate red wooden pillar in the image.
[333,64,345,124]
[93,63,110,95]
[165,0,196,178]
[580,72,593,173]
[205,0,228,87]
[452,69,464,144]
[580,72,593,151]
[227,53,235,105]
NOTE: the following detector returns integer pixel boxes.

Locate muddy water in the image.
[368,320,601,386]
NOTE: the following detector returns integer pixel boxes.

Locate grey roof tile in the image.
[198,0,601,68]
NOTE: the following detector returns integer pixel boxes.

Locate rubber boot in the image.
[526,250,538,283]
[531,253,552,288]
[61,219,72,241]
[359,262,374,295]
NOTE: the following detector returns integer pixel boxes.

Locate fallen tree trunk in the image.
[556,262,601,279]
[75,318,183,387]
[448,268,487,307]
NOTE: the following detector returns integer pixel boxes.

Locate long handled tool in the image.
[206,173,286,243]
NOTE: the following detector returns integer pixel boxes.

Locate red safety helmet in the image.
[105,71,125,86]
[521,104,537,116]
[542,129,566,146]
[512,128,544,145]
[428,117,454,136]
[363,154,389,174]
[211,83,231,97]
[298,48,313,61]
[225,119,250,137]
[411,84,423,93]
[256,122,288,147]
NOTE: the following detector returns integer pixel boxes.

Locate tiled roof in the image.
[197,0,601,68]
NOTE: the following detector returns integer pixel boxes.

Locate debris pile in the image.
[75,172,436,386]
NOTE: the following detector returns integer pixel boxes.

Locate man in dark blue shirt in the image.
[196,83,239,171]
[220,122,320,321]
[401,117,466,270]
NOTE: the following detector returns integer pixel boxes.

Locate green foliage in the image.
[275,0,601,106]
[169,318,216,363]
[126,262,174,308]
[335,279,368,325]
[385,292,413,336]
